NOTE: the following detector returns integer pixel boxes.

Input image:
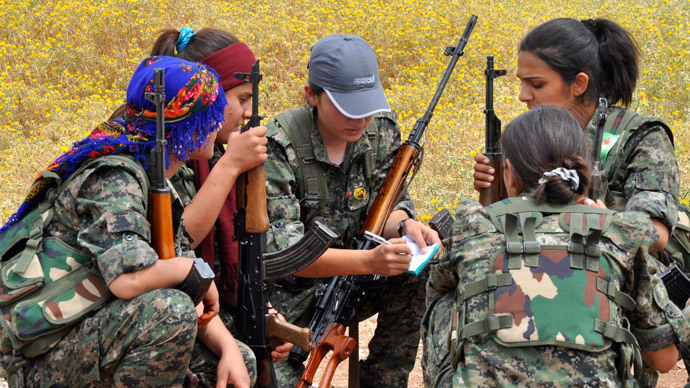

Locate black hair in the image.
[308,82,325,96]
[150,28,239,62]
[519,18,639,107]
[500,106,591,204]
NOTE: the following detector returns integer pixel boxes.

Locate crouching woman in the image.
[422,106,679,387]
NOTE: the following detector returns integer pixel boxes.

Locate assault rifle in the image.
[589,97,608,201]
[146,68,176,261]
[233,60,282,388]
[478,55,507,206]
[234,61,338,388]
[291,15,478,388]
[146,68,215,388]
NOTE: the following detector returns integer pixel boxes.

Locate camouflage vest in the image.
[450,197,641,380]
[274,105,393,207]
[597,106,673,210]
[595,107,690,274]
[0,155,149,366]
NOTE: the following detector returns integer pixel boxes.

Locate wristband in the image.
[398,217,412,237]
[176,258,215,306]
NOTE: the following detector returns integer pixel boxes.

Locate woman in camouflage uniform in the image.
[424,106,678,387]
[474,18,678,253]
[149,27,293,386]
[472,18,687,386]
[0,56,252,387]
[262,34,441,387]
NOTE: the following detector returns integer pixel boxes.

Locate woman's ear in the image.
[304,85,318,107]
[504,158,519,197]
[571,72,590,98]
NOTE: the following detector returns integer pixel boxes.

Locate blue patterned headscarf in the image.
[1,56,227,232]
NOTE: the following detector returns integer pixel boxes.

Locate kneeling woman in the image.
[422,106,678,387]
[0,56,251,387]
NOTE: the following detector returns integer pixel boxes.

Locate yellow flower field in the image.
[0,0,688,222]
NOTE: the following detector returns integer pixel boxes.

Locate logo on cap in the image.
[353,75,375,86]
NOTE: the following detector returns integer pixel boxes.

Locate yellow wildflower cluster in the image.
[0,0,688,222]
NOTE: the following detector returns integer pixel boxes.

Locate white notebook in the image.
[403,235,440,275]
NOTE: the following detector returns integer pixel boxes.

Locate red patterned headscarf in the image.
[1,56,226,233]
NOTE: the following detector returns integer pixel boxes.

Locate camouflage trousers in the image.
[269,269,428,387]
[420,292,454,388]
[11,288,198,388]
[188,303,257,387]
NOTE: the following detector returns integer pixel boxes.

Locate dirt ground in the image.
[312,314,689,388]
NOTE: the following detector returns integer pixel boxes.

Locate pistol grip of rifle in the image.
[267,313,313,352]
[245,165,269,233]
[478,153,505,207]
[150,190,176,260]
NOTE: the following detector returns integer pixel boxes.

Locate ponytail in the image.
[520,17,639,107]
[533,156,590,204]
[500,106,591,205]
[581,18,639,107]
[150,28,239,62]
[149,29,179,57]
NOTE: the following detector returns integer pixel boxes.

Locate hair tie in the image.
[176,27,195,53]
[538,167,580,190]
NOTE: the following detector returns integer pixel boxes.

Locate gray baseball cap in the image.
[308,34,391,119]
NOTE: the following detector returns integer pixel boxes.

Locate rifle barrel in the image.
[408,14,477,145]
[589,98,608,200]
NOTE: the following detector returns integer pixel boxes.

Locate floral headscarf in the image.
[1,56,227,232]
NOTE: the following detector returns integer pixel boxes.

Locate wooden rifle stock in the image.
[359,144,420,235]
[150,190,176,259]
[298,323,356,388]
[478,154,505,207]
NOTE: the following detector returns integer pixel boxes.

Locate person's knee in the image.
[131,288,198,344]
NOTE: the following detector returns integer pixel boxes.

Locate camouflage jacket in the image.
[427,195,677,387]
[585,106,679,232]
[47,155,193,286]
[263,105,415,253]
[0,155,193,365]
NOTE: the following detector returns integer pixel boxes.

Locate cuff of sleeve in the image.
[98,238,158,285]
[632,324,677,352]
[625,191,678,232]
[651,280,690,349]
[393,200,416,220]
